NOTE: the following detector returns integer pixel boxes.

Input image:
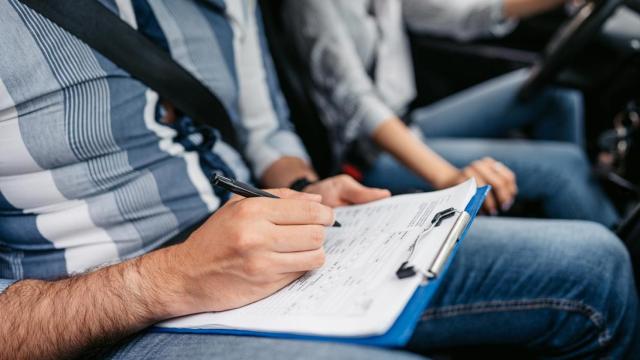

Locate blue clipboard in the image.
[154,187,489,348]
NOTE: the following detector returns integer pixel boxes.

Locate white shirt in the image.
[285,0,515,160]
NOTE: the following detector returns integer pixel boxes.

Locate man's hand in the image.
[443,157,518,215]
[0,189,334,360]
[170,189,334,314]
[302,175,391,207]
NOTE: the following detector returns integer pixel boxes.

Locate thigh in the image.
[108,332,428,360]
[362,153,434,195]
[410,69,531,138]
[367,137,618,225]
[427,138,588,201]
[410,69,582,143]
[363,137,586,199]
[408,218,637,358]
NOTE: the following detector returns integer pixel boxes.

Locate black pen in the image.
[211,174,341,227]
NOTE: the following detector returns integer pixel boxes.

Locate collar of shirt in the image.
[197,0,251,27]
[197,0,226,12]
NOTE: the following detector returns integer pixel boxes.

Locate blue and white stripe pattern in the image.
[142,0,310,177]
[0,0,307,281]
[0,279,15,293]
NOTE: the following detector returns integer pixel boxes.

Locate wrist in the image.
[430,166,463,189]
[125,245,192,320]
[289,177,316,192]
[260,157,318,188]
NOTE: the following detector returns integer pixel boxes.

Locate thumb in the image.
[265,188,323,203]
[341,180,391,204]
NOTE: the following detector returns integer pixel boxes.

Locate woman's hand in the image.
[442,157,518,215]
[303,175,391,208]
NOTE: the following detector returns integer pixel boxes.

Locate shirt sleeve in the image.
[402,0,518,42]
[235,6,311,178]
[0,279,16,294]
[283,0,395,138]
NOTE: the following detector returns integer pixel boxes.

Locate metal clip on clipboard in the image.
[396,208,471,280]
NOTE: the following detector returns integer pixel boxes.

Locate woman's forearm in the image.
[371,117,459,189]
[503,0,566,19]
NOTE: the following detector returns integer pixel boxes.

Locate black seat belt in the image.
[17,0,239,149]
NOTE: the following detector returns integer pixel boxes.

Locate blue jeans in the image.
[364,140,619,227]
[409,69,584,146]
[363,70,618,227]
[108,220,638,359]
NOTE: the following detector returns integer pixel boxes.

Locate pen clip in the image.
[212,173,230,187]
[211,174,279,199]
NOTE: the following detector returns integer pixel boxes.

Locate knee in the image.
[527,221,631,309]
[545,222,627,277]
[547,88,584,120]
[557,88,583,108]
[569,224,633,301]
[566,222,629,274]
[580,224,637,350]
[539,143,590,178]
[552,222,636,352]
[470,219,636,355]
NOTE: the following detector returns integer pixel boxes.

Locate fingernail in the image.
[501,200,513,212]
[490,209,498,216]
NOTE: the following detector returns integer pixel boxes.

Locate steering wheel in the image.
[518,0,625,100]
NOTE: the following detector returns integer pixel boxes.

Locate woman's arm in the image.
[283,0,396,141]
[503,0,567,18]
[285,0,517,213]
[371,118,460,189]
[372,117,517,214]
[402,0,566,41]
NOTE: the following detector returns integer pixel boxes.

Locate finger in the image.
[471,160,514,210]
[474,174,498,215]
[225,194,245,205]
[265,188,322,203]
[474,172,505,215]
[481,158,516,201]
[339,177,391,204]
[482,188,498,216]
[270,225,326,252]
[268,272,306,291]
[490,161,517,211]
[272,248,326,273]
[243,198,334,226]
[491,161,518,196]
[480,189,498,215]
[464,169,497,215]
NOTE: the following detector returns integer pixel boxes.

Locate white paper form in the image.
[158,179,477,337]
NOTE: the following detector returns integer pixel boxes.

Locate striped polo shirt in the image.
[0,0,309,282]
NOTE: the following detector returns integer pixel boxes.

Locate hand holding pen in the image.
[211,174,342,227]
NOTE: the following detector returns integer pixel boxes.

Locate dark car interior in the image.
[260,1,640,356]
[411,0,640,210]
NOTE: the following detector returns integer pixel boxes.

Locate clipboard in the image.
[153,186,489,348]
